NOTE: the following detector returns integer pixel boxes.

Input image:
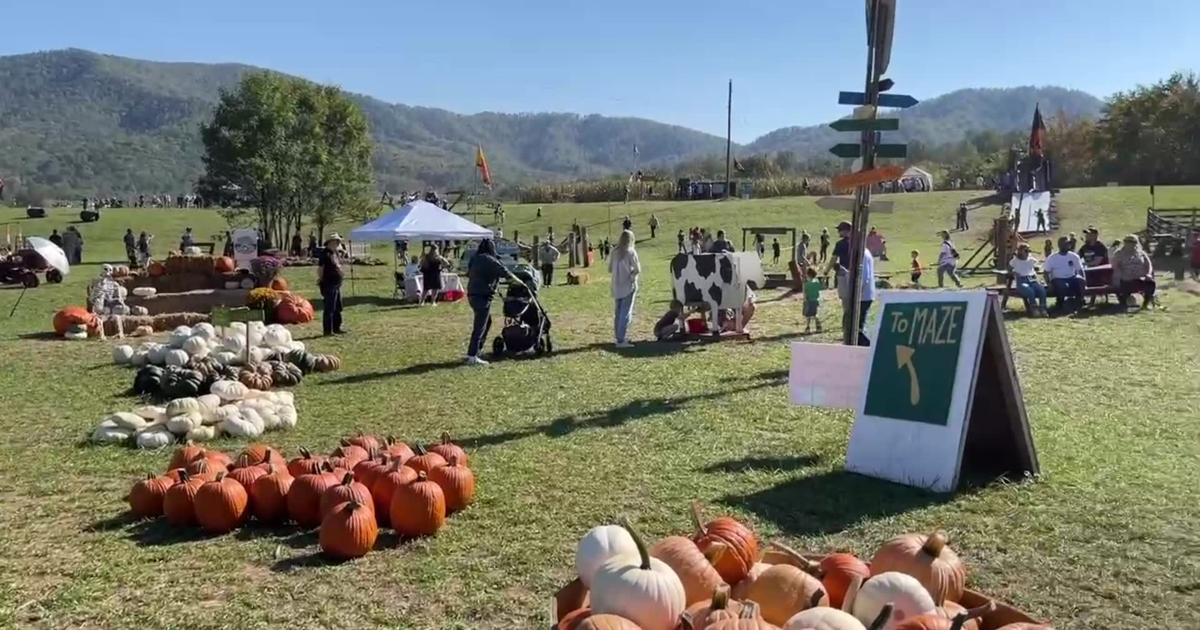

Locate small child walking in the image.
[803,267,822,333]
[771,238,781,265]
[1043,238,1053,258]
[910,249,923,288]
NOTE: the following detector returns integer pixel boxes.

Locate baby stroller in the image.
[491,267,552,359]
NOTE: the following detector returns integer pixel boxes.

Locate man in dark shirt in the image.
[123,229,137,265]
[317,234,346,336]
[1077,227,1108,267]
[830,221,852,271]
[621,215,633,231]
[708,230,735,253]
[465,239,524,365]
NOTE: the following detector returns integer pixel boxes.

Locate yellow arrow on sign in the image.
[895,344,920,406]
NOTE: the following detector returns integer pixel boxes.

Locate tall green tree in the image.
[1092,73,1200,185]
[200,72,374,247]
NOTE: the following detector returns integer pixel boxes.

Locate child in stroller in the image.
[491,267,552,358]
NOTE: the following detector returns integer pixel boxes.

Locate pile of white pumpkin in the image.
[90,379,298,449]
[110,321,304,368]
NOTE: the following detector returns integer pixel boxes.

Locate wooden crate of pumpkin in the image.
[553,504,1048,630]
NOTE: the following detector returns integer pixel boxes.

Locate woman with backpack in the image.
[937,230,963,288]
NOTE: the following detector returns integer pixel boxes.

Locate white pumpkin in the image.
[186,425,217,442]
[286,340,306,353]
[239,407,266,433]
[212,351,239,366]
[106,412,147,431]
[165,397,201,417]
[271,390,294,407]
[131,305,149,316]
[131,286,157,298]
[576,524,639,588]
[168,326,193,348]
[220,414,263,438]
[259,409,281,430]
[222,334,247,355]
[133,405,167,423]
[276,405,298,429]
[192,322,217,339]
[135,425,174,449]
[215,405,242,424]
[112,344,135,365]
[131,350,150,367]
[166,412,203,435]
[147,344,168,365]
[181,336,208,356]
[196,394,221,423]
[164,349,190,367]
[263,324,292,348]
[210,380,248,403]
[590,521,685,630]
[92,425,132,444]
[852,572,935,630]
[248,346,272,364]
[785,607,867,630]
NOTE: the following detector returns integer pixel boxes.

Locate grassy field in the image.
[0,188,1197,629]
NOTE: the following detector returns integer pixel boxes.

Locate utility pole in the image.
[724,79,733,199]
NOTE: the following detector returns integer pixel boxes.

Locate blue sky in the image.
[2,0,1196,142]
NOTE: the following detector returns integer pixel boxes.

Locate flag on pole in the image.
[475,145,493,188]
[733,158,746,172]
[1029,104,1046,158]
[633,144,639,156]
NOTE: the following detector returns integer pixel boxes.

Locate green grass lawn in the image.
[0,188,1197,629]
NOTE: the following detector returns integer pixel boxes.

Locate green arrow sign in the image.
[211,306,265,328]
[829,143,908,159]
[829,118,900,132]
[864,300,968,425]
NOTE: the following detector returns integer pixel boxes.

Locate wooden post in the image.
[568,233,577,268]
[581,227,590,268]
[532,236,540,265]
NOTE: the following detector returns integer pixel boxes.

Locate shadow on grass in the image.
[119,518,215,546]
[271,551,329,572]
[15,331,61,341]
[701,454,822,474]
[720,470,952,536]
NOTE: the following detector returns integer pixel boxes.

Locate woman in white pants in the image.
[608,229,641,348]
[937,230,963,288]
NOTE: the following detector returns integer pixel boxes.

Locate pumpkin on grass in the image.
[53,306,99,336]
[312,353,342,373]
[428,455,475,513]
[321,473,374,518]
[353,455,390,490]
[240,444,286,468]
[575,524,638,588]
[228,458,269,492]
[870,532,966,605]
[691,502,759,585]
[287,462,340,529]
[428,432,468,466]
[384,436,415,464]
[330,440,370,468]
[650,536,726,606]
[288,447,327,477]
[162,469,206,526]
[194,472,249,534]
[589,517,685,630]
[371,464,418,527]
[269,276,290,291]
[820,552,871,609]
[406,445,447,474]
[389,471,446,538]
[319,500,378,560]
[128,473,176,518]
[186,457,224,481]
[250,464,294,524]
[168,442,207,471]
[346,432,382,453]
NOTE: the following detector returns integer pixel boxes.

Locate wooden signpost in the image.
[846,290,1038,492]
[831,164,906,191]
[211,306,265,366]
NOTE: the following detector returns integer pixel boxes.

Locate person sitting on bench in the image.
[1044,236,1086,313]
[1111,234,1156,310]
[1009,243,1048,317]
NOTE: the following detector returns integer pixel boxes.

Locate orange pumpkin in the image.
[162,470,206,526]
[371,464,418,527]
[428,455,475,513]
[741,563,828,625]
[384,436,415,464]
[319,500,378,560]
[287,463,340,529]
[148,261,167,277]
[703,601,778,629]
[269,276,290,291]
[651,536,726,605]
[407,445,447,475]
[427,432,469,466]
[186,458,225,481]
[275,294,315,324]
[321,473,374,518]
[557,607,594,630]
[575,615,642,630]
[250,464,294,524]
[194,472,249,534]
[239,444,286,468]
[228,459,269,495]
[168,443,208,471]
[870,531,967,605]
[214,256,236,273]
[330,441,370,468]
[52,306,99,336]
[353,455,390,491]
[691,502,759,585]
[347,433,383,453]
[682,587,742,629]
[287,447,327,477]
[128,473,176,518]
[819,552,870,608]
[389,470,446,537]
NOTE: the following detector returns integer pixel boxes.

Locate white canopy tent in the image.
[902,166,934,191]
[350,200,494,241]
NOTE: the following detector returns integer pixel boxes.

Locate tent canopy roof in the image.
[349,200,493,242]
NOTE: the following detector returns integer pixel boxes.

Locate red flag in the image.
[1029,105,1046,158]
[475,145,493,188]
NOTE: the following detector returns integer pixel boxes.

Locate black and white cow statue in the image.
[670,252,766,333]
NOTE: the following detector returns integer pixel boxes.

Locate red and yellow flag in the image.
[475,145,493,188]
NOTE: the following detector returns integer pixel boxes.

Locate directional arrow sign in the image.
[896,344,920,405]
[837,91,919,108]
[830,117,900,132]
[829,143,908,159]
[815,196,894,213]
[831,164,906,191]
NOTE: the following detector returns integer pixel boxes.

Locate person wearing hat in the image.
[1111,234,1156,310]
[1009,241,1048,316]
[1077,227,1108,268]
[825,221,875,346]
[1044,236,1086,313]
[317,233,347,336]
[935,230,962,288]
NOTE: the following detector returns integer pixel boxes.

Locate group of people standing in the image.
[47,227,85,265]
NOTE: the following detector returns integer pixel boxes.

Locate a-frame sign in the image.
[846,290,1038,492]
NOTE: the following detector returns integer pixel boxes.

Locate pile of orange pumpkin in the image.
[557,504,1051,630]
[126,432,475,560]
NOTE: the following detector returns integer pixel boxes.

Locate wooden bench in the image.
[990,271,1116,310]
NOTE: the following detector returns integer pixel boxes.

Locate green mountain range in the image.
[0,49,1103,198]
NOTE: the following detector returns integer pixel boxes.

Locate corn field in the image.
[513,176,833,204]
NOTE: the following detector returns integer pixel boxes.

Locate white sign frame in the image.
[231,228,259,271]
[845,289,989,492]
